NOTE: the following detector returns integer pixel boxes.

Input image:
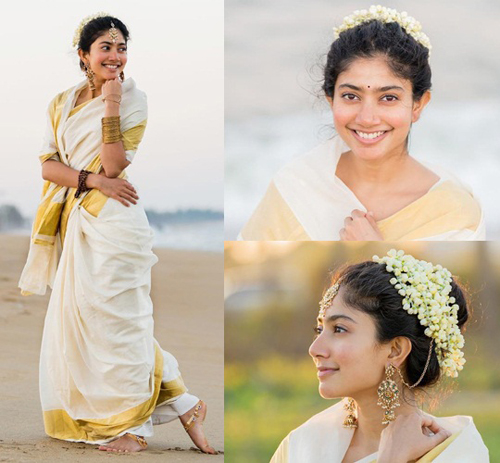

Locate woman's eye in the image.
[333,325,347,334]
[313,326,323,338]
[119,48,127,52]
[102,46,110,51]
[382,94,398,102]
[341,93,359,101]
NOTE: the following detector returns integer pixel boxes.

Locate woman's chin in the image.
[318,384,342,399]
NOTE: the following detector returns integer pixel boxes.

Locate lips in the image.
[317,366,339,378]
[350,128,391,144]
[103,64,120,69]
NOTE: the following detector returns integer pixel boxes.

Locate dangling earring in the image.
[85,63,95,91]
[377,364,401,425]
[343,397,358,429]
[119,71,125,82]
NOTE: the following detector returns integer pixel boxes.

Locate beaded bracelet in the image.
[75,169,92,198]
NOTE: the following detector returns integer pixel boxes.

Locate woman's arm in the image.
[41,160,139,207]
[100,79,130,178]
[42,159,100,189]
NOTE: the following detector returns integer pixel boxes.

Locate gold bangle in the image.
[102,116,122,144]
[103,98,121,105]
[102,94,122,104]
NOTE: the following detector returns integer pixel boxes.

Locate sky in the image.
[0,0,223,217]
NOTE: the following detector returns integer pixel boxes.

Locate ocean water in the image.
[2,219,223,253]
[225,101,500,240]
[151,220,223,252]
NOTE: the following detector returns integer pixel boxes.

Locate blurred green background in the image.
[225,242,500,462]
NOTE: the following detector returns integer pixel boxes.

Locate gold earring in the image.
[343,397,358,428]
[377,364,401,425]
[85,63,95,91]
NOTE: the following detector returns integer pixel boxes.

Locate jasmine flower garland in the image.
[334,5,432,54]
[73,12,111,48]
[373,249,465,378]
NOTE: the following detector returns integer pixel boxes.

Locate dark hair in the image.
[332,261,468,389]
[77,16,130,71]
[323,19,431,101]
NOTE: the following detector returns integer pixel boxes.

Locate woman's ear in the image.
[412,90,431,123]
[387,336,412,368]
[326,95,333,108]
[78,49,88,65]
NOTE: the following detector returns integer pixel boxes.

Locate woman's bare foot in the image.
[98,433,147,453]
[180,400,217,454]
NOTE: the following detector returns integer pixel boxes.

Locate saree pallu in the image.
[240,136,485,241]
[19,79,189,444]
[271,399,490,462]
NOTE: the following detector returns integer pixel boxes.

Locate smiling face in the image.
[309,286,391,400]
[79,29,127,85]
[329,55,430,161]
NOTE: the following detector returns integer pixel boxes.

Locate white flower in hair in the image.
[333,5,432,54]
[373,249,465,378]
[73,12,111,48]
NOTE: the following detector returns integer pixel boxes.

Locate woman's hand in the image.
[377,413,452,463]
[339,210,383,241]
[102,78,122,100]
[102,78,122,117]
[89,174,138,207]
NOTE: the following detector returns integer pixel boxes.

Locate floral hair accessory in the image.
[73,12,112,48]
[372,249,465,378]
[334,5,432,54]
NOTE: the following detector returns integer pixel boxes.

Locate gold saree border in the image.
[157,376,188,406]
[241,181,310,240]
[43,343,168,442]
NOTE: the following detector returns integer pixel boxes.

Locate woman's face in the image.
[81,29,128,84]
[309,287,391,400]
[329,55,429,162]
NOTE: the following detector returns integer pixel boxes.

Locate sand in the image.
[0,235,224,462]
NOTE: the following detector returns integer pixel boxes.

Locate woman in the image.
[18,14,215,454]
[240,6,484,241]
[271,249,489,462]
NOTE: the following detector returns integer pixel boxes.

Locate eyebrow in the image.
[338,83,404,92]
[317,314,357,324]
[99,40,127,46]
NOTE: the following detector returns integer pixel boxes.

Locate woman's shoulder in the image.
[48,85,79,110]
[274,136,343,183]
[123,78,147,101]
[289,400,345,437]
[429,180,482,224]
[426,414,489,461]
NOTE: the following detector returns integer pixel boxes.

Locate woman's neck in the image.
[339,144,411,187]
[89,79,105,98]
[352,389,419,444]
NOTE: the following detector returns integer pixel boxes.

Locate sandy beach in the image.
[0,235,223,462]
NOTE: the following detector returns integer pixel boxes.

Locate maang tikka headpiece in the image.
[318,282,340,319]
[109,22,119,43]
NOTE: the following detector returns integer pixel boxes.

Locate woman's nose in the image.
[355,100,381,126]
[309,335,329,359]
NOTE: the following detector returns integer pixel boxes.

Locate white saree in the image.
[18,79,198,444]
[240,136,485,241]
[271,399,489,463]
